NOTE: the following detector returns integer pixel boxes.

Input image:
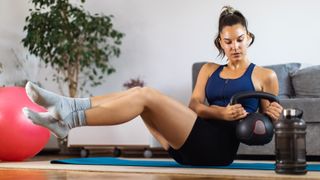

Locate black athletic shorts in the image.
[167,116,240,166]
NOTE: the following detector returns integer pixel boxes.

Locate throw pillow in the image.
[264,63,301,98]
[291,65,320,98]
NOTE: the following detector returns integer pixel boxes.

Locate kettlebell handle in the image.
[230,91,279,105]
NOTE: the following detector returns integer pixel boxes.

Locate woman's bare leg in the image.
[23,82,197,149]
[91,87,141,107]
[23,83,147,139]
[140,112,172,150]
[91,87,177,150]
[86,87,197,149]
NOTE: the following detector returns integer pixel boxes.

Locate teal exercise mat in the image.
[51,157,320,171]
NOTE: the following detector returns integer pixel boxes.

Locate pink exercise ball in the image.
[0,87,50,161]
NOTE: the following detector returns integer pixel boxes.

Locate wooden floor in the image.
[0,154,319,180]
[0,168,281,180]
[0,169,274,180]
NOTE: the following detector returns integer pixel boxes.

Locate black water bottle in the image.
[274,108,307,174]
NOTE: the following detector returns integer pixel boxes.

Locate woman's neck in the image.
[227,58,250,70]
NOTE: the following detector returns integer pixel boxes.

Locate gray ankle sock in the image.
[22,108,87,139]
[22,108,70,139]
[65,110,87,128]
[25,81,91,122]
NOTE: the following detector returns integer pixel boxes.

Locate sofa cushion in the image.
[280,98,320,122]
[264,63,301,98]
[291,65,320,98]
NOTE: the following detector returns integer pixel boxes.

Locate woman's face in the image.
[219,24,251,62]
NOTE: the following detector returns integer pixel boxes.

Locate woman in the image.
[23,6,283,166]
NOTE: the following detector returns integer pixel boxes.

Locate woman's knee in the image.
[127,86,142,92]
[141,86,157,94]
[138,87,160,103]
[127,86,155,107]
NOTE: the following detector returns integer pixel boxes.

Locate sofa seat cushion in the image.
[264,63,301,99]
[280,98,320,123]
[291,65,320,98]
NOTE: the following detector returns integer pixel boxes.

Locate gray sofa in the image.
[192,62,320,156]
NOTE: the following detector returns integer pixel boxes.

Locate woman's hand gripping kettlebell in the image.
[219,104,248,121]
[264,102,283,122]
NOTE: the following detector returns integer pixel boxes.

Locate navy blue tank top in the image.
[205,63,259,113]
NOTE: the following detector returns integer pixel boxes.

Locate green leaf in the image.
[93,68,97,75]
[107,68,115,75]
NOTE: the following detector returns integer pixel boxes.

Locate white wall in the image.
[81,0,320,104]
[1,0,320,103]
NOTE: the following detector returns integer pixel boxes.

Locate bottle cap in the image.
[283,109,297,117]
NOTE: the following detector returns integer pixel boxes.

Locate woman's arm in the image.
[189,63,247,120]
[257,67,283,121]
[189,63,220,118]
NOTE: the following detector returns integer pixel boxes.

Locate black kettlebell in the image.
[230,91,279,146]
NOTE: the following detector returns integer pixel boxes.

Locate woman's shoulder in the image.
[200,62,221,76]
[253,65,278,81]
[201,62,221,71]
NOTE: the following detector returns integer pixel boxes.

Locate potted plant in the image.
[123,77,145,89]
[22,0,124,97]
